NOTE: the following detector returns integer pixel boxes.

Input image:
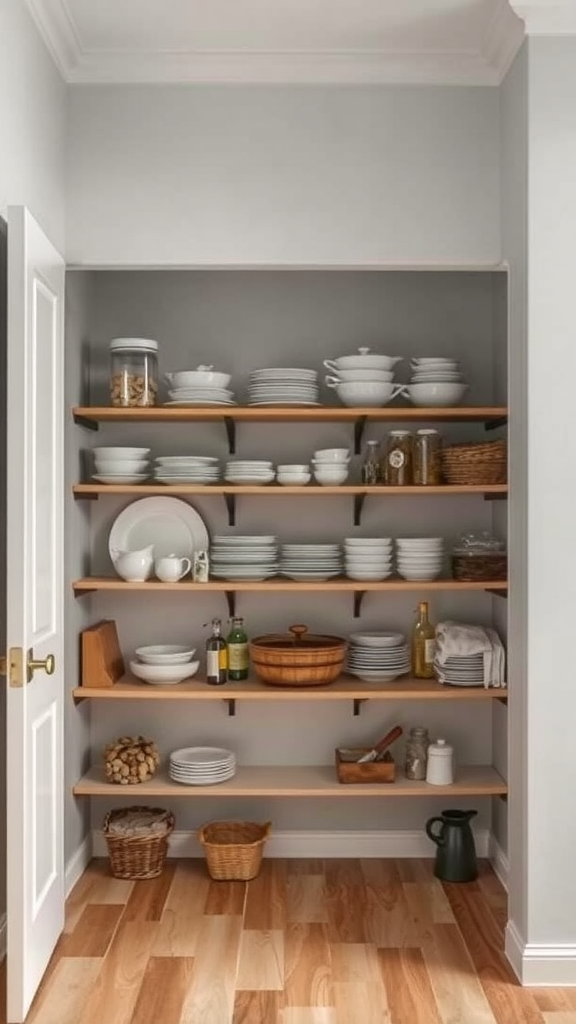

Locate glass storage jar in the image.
[384,430,413,486]
[404,726,430,781]
[414,429,442,485]
[109,337,159,407]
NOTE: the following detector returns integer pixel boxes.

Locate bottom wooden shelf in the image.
[73,764,507,798]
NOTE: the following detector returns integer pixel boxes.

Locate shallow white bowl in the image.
[93,447,150,459]
[346,557,393,567]
[93,473,149,484]
[405,383,468,407]
[345,570,394,581]
[166,370,231,389]
[344,537,393,546]
[277,474,312,486]
[396,537,444,545]
[325,352,402,372]
[95,459,149,474]
[277,465,310,473]
[313,449,350,461]
[313,471,349,486]
[327,369,394,383]
[129,659,200,682]
[135,644,196,665]
[332,382,404,408]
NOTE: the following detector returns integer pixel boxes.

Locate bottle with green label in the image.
[226,617,249,680]
[206,618,228,685]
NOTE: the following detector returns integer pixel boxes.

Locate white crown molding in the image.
[483,0,526,77]
[24,0,81,78]
[510,1,576,34]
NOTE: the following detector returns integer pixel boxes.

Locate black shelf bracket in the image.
[73,413,99,432]
[224,493,236,527]
[354,416,368,455]
[74,491,99,501]
[224,416,236,454]
[353,698,368,716]
[496,694,509,705]
[224,699,236,717]
[485,587,508,599]
[484,493,507,502]
[224,590,236,617]
[353,494,366,527]
[353,591,366,618]
[484,416,508,432]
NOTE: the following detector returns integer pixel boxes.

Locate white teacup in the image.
[155,554,192,582]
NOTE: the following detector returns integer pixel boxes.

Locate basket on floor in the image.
[198,820,272,881]
[442,439,507,486]
[103,806,175,880]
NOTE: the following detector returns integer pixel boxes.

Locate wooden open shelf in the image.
[73,482,508,499]
[73,575,508,595]
[73,763,507,798]
[72,674,508,702]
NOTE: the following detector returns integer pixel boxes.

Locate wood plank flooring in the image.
[3,857,576,1024]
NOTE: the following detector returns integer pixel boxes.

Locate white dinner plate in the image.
[93,474,149,484]
[108,496,209,562]
[164,400,237,407]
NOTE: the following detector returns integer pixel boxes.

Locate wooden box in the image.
[335,748,395,784]
[81,620,125,688]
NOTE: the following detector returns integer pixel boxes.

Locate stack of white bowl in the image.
[395,537,445,581]
[153,455,220,485]
[247,368,319,406]
[224,460,275,485]
[279,543,343,582]
[323,348,404,408]
[276,464,311,486]
[164,367,235,406]
[92,446,151,484]
[346,630,411,682]
[404,358,469,408]
[129,644,199,685]
[312,448,350,486]
[344,537,394,581]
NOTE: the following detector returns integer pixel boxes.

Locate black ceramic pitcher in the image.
[425,809,478,882]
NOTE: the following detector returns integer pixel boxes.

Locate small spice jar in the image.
[384,430,413,486]
[109,337,159,407]
[414,429,442,486]
[404,726,430,781]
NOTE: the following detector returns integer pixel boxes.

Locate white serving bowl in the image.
[346,555,393,565]
[165,369,232,389]
[277,464,310,473]
[397,569,443,581]
[345,537,393,546]
[405,383,469,407]
[324,349,402,372]
[396,537,443,546]
[93,474,149,484]
[95,459,149,474]
[313,469,349,486]
[327,369,395,383]
[129,659,200,683]
[135,644,196,665]
[93,447,150,459]
[313,448,350,462]
[328,381,405,408]
[345,570,394,581]
[277,474,312,486]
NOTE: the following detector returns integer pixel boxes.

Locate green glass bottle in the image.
[226,617,249,681]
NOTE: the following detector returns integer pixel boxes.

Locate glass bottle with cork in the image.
[411,601,436,678]
[226,617,249,681]
[362,440,381,485]
[206,618,228,685]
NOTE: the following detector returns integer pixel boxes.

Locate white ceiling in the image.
[26,0,531,85]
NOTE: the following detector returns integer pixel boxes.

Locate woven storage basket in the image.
[198,820,271,880]
[442,440,507,486]
[250,624,346,687]
[103,806,175,879]
[452,553,508,582]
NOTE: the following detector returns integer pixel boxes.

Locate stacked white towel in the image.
[434,620,506,688]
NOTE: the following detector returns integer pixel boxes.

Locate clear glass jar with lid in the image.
[414,429,442,485]
[384,430,413,486]
[109,337,159,407]
[404,726,430,781]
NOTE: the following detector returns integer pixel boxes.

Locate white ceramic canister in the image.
[425,738,454,786]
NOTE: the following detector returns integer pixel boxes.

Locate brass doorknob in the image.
[27,651,56,681]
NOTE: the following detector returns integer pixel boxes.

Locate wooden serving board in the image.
[335,748,395,784]
[81,620,125,688]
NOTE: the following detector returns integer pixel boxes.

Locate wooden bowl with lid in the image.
[250,624,347,687]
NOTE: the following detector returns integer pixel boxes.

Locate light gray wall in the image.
[0,223,7,919]
[0,0,66,252]
[500,44,528,943]
[77,268,505,836]
[66,85,500,267]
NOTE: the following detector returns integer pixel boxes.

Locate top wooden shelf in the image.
[73,405,508,427]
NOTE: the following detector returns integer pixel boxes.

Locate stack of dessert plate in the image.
[153,455,221,485]
[395,537,445,581]
[279,543,343,582]
[344,537,393,581]
[346,630,411,682]
[435,655,484,687]
[169,746,236,786]
[224,460,275,485]
[209,535,279,581]
[247,368,320,406]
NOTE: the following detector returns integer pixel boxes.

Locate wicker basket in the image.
[198,820,272,880]
[250,624,346,687]
[452,553,508,582]
[442,440,507,486]
[103,806,175,879]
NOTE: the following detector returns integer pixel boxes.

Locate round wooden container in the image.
[250,624,347,687]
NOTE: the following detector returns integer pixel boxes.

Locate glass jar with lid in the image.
[414,429,442,486]
[384,430,413,486]
[362,440,381,485]
[109,337,159,407]
[404,726,430,781]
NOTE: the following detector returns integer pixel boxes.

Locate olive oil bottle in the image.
[411,601,436,679]
[206,618,228,685]
[226,617,249,681]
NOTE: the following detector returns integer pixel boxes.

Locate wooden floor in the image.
[4,857,576,1024]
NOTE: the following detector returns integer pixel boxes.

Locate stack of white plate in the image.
[344,537,393,581]
[247,368,320,406]
[396,537,445,581]
[210,535,279,581]
[279,543,343,581]
[224,460,275,485]
[166,386,236,406]
[153,455,221,485]
[92,446,151,484]
[169,746,236,785]
[346,631,411,682]
[436,655,484,687]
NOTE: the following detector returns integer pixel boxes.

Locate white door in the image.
[5,207,65,1023]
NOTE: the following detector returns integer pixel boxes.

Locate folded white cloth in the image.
[434,620,506,688]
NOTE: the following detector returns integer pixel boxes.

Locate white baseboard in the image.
[488,835,509,889]
[92,827,490,860]
[65,833,93,897]
[506,919,576,986]
[0,912,6,962]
